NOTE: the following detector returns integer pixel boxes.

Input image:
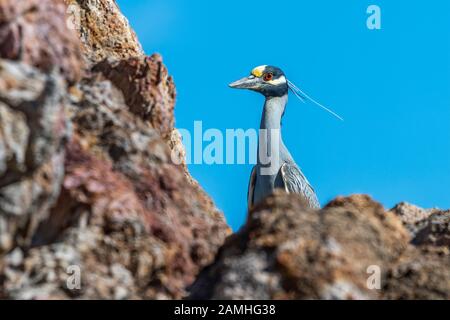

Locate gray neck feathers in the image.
[260,94,288,130]
[260,94,288,129]
[257,94,289,167]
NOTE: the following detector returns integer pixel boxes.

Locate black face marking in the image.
[263,66,285,78]
[258,66,288,98]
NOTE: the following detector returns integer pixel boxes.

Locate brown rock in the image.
[190,193,409,299]
[93,55,176,139]
[3,0,447,302]
[0,59,70,254]
[0,0,83,83]
[0,0,229,300]
[389,202,450,247]
[64,0,143,65]
[390,202,434,226]
[411,211,450,247]
[383,247,450,299]
[63,0,187,165]
[1,75,229,299]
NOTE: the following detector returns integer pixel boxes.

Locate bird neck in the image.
[260,94,287,131]
[257,94,288,167]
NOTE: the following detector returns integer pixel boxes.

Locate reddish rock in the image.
[0,74,229,299]
[93,55,176,139]
[0,0,83,83]
[64,0,143,65]
[1,0,448,301]
[0,0,229,299]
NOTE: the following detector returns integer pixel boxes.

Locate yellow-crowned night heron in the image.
[229,65,342,210]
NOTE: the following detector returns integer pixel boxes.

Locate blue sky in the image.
[118,0,450,230]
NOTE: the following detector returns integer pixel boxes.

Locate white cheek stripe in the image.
[268,75,286,85]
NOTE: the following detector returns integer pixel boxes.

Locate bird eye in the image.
[264,73,273,81]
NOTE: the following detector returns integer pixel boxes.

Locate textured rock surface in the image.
[390,202,450,247]
[1,0,449,300]
[0,0,83,83]
[0,0,229,299]
[64,0,143,65]
[64,0,180,148]
[383,246,450,300]
[0,60,69,254]
[93,55,176,139]
[190,193,450,300]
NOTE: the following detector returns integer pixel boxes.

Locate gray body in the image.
[248,94,320,209]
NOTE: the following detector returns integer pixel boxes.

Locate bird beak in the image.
[229,76,260,89]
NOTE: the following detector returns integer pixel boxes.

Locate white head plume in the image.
[287,79,344,121]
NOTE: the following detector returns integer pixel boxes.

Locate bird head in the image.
[229,65,344,121]
[229,65,288,98]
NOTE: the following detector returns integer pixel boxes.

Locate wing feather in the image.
[247,166,257,211]
[280,162,320,209]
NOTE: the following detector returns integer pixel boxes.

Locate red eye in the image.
[263,73,273,81]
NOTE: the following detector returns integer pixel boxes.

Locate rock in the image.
[383,247,450,299]
[190,193,409,299]
[64,0,143,65]
[93,55,176,140]
[1,0,448,301]
[390,202,434,226]
[411,211,450,247]
[65,0,184,160]
[190,193,450,300]
[0,71,228,299]
[0,60,69,253]
[390,202,450,247]
[390,202,435,236]
[5,248,23,267]
[0,0,229,299]
[0,0,83,83]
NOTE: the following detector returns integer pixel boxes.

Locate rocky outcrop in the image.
[93,55,176,140]
[0,0,448,300]
[383,246,450,300]
[0,0,83,83]
[190,193,450,300]
[64,0,143,65]
[0,60,70,254]
[0,0,229,299]
[390,202,450,247]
